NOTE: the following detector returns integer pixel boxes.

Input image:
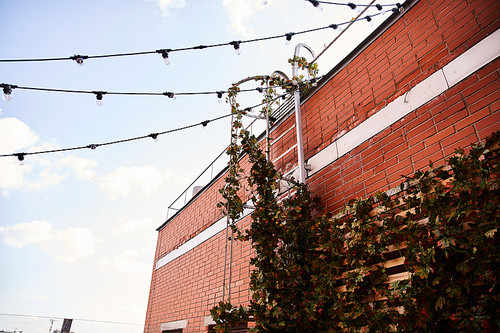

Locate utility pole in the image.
[48,319,56,333]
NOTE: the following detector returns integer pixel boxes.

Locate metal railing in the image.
[165,96,295,220]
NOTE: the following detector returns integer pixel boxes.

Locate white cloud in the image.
[99,166,175,199]
[223,0,270,37]
[25,168,68,190]
[19,293,49,301]
[149,0,186,16]
[0,117,67,192]
[0,117,40,190]
[0,117,39,153]
[59,155,98,180]
[0,159,32,190]
[112,218,152,234]
[99,250,146,274]
[0,221,96,262]
[0,159,67,193]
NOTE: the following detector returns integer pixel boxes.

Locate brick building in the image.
[144,0,500,331]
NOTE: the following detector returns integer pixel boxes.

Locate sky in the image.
[0,1,397,332]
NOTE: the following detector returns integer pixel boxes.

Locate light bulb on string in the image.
[308,0,323,11]
[2,84,14,101]
[230,41,241,55]
[149,133,159,141]
[15,153,25,166]
[70,54,87,66]
[156,49,171,65]
[285,33,294,46]
[261,0,268,5]
[376,4,382,11]
[366,16,374,27]
[93,91,106,106]
[348,2,361,14]
[329,23,343,33]
[164,92,176,99]
[217,91,224,103]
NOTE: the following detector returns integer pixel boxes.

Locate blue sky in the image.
[0,1,396,332]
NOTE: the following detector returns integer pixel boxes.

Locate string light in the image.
[1,83,16,101]
[0,76,324,102]
[15,153,25,165]
[217,91,224,103]
[365,15,374,26]
[285,33,294,46]
[0,93,290,162]
[156,49,171,65]
[307,0,323,11]
[317,1,395,10]
[347,2,361,13]
[164,92,176,99]
[93,91,106,106]
[230,41,241,55]
[70,54,87,66]
[0,8,396,65]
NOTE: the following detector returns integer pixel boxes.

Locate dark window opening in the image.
[207,322,248,333]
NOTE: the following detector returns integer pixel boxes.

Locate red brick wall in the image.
[300,0,499,163]
[145,0,499,331]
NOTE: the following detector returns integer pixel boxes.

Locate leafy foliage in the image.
[211,57,499,332]
[210,301,249,332]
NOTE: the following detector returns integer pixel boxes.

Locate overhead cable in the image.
[0,93,290,161]
[312,0,403,63]
[0,9,395,65]
[0,75,323,104]
[0,312,142,327]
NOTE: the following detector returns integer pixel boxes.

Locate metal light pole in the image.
[292,43,315,183]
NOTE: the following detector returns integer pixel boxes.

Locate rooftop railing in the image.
[165,96,295,221]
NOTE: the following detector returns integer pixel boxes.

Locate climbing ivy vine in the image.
[211,55,499,332]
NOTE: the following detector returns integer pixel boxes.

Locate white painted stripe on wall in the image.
[155,29,500,270]
[443,28,500,87]
[156,208,254,270]
[156,216,226,269]
[309,28,500,175]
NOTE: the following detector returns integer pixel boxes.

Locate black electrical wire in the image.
[317,1,397,7]
[1,75,323,99]
[0,92,291,160]
[0,9,395,64]
[0,114,232,158]
[0,312,142,327]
